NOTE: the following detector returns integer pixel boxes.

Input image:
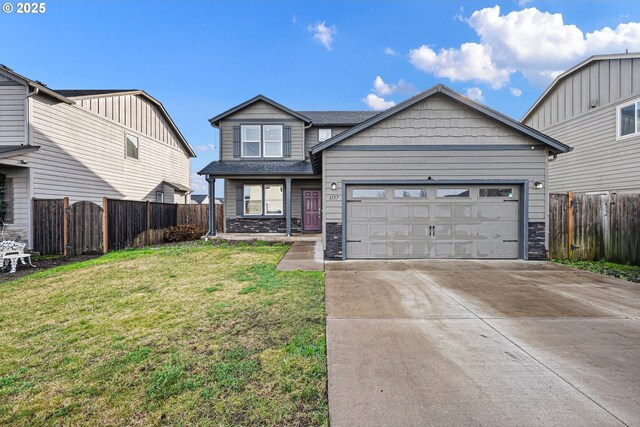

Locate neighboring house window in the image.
[318,128,332,142]
[241,125,261,157]
[156,191,164,203]
[243,184,283,216]
[619,99,640,138]
[263,125,283,157]
[126,134,139,159]
[0,174,14,224]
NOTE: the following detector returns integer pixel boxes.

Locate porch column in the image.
[206,176,216,237]
[285,178,292,237]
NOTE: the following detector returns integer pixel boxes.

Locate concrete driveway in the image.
[325,260,640,426]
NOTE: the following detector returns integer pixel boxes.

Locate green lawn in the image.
[0,242,327,426]
[552,259,640,283]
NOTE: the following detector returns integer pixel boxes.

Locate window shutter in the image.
[236,187,243,216]
[283,125,291,158]
[233,126,241,158]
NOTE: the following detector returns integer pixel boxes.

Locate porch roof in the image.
[198,160,316,177]
[0,145,40,159]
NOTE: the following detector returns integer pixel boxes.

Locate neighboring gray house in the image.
[190,194,222,205]
[0,65,195,245]
[522,52,640,193]
[199,85,570,260]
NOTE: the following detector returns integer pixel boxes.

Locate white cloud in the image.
[516,0,534,6]
[190,173,208,194]
[409,6,640,88]
[362,94,396,111]
[409,43,511,89]
[465,87,484,102]
[308,21,337,50]
[372,76,416,96]
[196,145,209,152]
[510,87,523,97]
[292,15,297,24]
[384,47,397,56]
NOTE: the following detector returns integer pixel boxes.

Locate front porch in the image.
[201,168,322,237]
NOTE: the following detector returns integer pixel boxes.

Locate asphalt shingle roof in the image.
[199,161,315,176]
[298,111,379,126]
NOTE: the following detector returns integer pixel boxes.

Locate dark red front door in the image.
[303,189,321,232]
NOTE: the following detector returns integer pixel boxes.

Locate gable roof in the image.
[0,64,74,104]
[209,94,312,127]
[57,89,196,157]
[522,52,640,122]
[55,89,138,97]
[297,111,379,126]
[311,84,572,160]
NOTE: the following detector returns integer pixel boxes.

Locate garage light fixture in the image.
[330,182,337,190]
[533,181,544,189]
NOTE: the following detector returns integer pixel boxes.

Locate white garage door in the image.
[346,185,520,259]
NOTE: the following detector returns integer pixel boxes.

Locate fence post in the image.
[567,192,573,259]
[102,197,109,254]
[146,201,151,245]
[62,197,69,256]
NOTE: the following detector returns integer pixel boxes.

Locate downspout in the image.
[25,87,39,146]
[25,87,38,251]
[303,121,313,161]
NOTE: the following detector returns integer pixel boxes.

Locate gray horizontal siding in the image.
[525,58,640,130]
[219,101,306,161]
[304,126,349,159]
[544,103,640,193]
[0,81,26,145]
[224,178,322,223]
[28,95,191,204]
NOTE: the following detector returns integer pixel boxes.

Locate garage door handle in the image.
[346,240,362,243]
[503,240,518,242]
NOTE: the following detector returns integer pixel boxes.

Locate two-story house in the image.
[522,52,640,194]
[0,65,195,246]
[200,86,570,261]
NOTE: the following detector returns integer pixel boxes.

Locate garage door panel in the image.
[346,185,521,260]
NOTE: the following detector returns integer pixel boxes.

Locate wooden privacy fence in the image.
[33,198,223,255]
[549,192,640,265]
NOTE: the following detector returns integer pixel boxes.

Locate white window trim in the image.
[318,128,332,142]
[243,184,284,217]
[263,125,283,158]
[125,133,139,160]
[241,125,261,158]
[616,98,640,140]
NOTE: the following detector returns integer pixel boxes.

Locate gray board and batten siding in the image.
[523,54,640,194]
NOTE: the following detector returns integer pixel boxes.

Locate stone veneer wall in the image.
[528,221,546,260]
[325,222,342,260]
[226,218,301,234]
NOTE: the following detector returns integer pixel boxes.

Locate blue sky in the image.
[2,0,640,194]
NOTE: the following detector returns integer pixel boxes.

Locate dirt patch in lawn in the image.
[0,255,99,283]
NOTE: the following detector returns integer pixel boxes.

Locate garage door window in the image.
[436,188,469,198]
[479,188,513,198]
[394,189,428,198]
[353,189,386,198]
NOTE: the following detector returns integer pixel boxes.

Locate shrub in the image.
[165,224,204,243]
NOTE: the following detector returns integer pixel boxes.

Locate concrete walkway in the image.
[276,241,324,271]
[326,260,640,426]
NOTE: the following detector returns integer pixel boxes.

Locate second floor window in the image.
[241,125,283,158]
[319,128,332,142]
[126,134,139,159]
[241,125,261,157]
[263,125,283,157]
[619,99,640,138]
